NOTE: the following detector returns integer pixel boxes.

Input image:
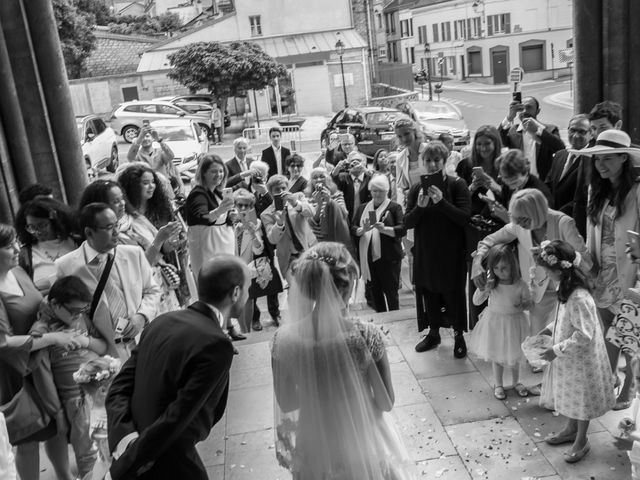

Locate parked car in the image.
[154,95,231,127]
[149,118,208,182]
[108,101,212,143]
[76,115,118,175]
[320,106,405,157]
[407,100,470,150]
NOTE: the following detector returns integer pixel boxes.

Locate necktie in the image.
[240,159,247,171]
[353,178,361,214]
[560,154,575,180]
[96,254,128,329]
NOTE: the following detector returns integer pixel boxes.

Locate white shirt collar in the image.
[83,241,114,264]
[272,144,281,152]
[203,302,224,324]
[351,173,364,183]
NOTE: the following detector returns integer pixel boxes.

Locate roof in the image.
[412,0,454,9]
[383,0,419,12]
[138,28,367,72]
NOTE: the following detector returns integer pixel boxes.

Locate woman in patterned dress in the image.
[270,242,416,479]
[536,240,615,463]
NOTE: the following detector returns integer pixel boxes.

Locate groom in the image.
[106,255,250,479]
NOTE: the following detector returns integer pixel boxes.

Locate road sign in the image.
[437,57,445,66]
[558,47,574,64]
[509,67,524,83]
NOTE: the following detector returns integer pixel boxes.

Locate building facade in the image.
[383,0,573,84]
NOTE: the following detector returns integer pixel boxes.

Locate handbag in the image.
[605,298,640,354]
[0,375,51,444]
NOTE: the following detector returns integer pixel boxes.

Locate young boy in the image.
[30,276,108,478]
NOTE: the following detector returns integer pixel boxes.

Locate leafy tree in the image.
[107,12,182,35]
[53,0,96,79]
[167,41,287,113]
[74,0,113,25]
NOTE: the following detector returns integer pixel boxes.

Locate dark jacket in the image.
[499,174,553,210]
[544,149,585,217]
[498,122,565,182]
[260,145,291,177]
[106,301,234,480]
[331,166,373,223]
[225,157,254,190]
[351,201,406,262]
[184,185,232,227]
[404,175,471,292]
[287,176,308,195]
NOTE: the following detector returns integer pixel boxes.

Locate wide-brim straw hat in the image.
[568,129,640,164]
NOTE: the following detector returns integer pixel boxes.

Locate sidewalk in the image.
[439,77,571,93]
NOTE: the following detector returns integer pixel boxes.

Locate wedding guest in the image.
[285,153,308,194]
[305,167,350,248]
[18,183,53,205]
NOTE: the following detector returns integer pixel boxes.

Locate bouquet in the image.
[74,356,121,480]
[521,335,553,369]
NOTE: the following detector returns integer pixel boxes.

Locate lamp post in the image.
[335,39,348,108]
[424,42,433,101]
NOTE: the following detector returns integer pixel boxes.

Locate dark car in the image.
[320,107,406,157]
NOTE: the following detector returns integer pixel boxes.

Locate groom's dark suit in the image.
[106,301,234,480]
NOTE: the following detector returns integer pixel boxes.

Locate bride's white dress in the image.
[271,318,416,480]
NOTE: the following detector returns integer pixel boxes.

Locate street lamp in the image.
[335,39,348,108]
[424,42,433,100]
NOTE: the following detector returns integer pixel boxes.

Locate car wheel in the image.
[122,125,140,143]
[106,145,119,173]
[85,158,97,182]
[198,124,211,139]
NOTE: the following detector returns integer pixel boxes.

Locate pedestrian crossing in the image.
[445,98,484,109]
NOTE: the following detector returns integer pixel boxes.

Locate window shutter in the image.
[487,17,494,36]
[433,23,439,42]
[505,13,511,34]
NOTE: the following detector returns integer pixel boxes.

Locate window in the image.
[521,43,544,71]
[418,25,427,44]
[93,118,106,134]
[467,17,482,38]
[392,42,398,61]
[410,46,415,64]
[400,19,409,37]
[379,45,387,57]
[487,13,510,36]
[454,19,467,40]
[385,12,396,34]
[409,18,414,36]
[467,48,482,75]
[441,22,451,41]
[447,55,456,75]
[249,15,262,36]
[377,13,383,29]
[432,23,439,43]
[158,105,181,115]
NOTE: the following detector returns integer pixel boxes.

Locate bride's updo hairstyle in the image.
[291,242,358,301]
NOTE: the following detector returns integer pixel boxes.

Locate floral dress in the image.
[545,288,615,420]
[594,205,623,310]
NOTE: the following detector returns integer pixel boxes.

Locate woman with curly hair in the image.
[117,165,185,312]
[15,197,80,294]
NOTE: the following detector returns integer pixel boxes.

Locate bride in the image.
[270,242,416,479]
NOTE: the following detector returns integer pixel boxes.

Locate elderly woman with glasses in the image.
[285,153,308,194]
[352,174,406,312]
[14,197,80,295]
[471,188,592,390]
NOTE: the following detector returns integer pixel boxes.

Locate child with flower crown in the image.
[535,240,614,463]
[468,243,532,399]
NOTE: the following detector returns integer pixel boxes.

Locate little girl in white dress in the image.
[469,243,532,400]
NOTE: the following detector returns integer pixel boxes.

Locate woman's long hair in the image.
[78,180,123,211]
[15,196,78,246]
[534,240,590,303]
[117,164,173,228]
[587,153,637,225]
[471,125,502,171]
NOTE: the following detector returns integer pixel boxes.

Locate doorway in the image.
[491,50,508,84]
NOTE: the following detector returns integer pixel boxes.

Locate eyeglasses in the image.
[289,164,303,169]
[92,223,118,232]
[63,304,91,316]
[25,221,51,234]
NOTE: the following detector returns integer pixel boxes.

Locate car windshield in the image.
[411,102,461,120]
[365,111,403,124]
[154,125,196,142]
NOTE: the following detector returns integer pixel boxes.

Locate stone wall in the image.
[84,30,162,77]
[369,83,418,108]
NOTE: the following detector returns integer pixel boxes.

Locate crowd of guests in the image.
[2,96,640,478]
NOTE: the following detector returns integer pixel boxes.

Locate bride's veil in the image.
[271,243,415,479]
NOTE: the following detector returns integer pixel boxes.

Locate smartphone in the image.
[512,91,522,103]
[222,187,233,200]
[243,209,257,225]
[115,317,129,336]
[472,166,484,176]
[420,172,445,193]
[142,119,150,127]
[273,194,285,211]
[368,211,377,225]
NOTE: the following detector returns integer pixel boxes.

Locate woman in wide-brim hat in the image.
[577,129,640,410]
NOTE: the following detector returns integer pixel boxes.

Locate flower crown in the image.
[539,240,581,269]
[73,356,121,385]
[306,250,338,266]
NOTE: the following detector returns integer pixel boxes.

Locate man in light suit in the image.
[544,114,592,216]
[106,255,247,479]
[226,137,254,190]
[56,203,161,358]
[261,126,291,177]
[498,96,565,182]
[261,175,316,279]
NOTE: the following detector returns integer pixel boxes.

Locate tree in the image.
[53,0,96,79]
[74,0,113,25]
[167,41,287,115]
[107,12,182,35]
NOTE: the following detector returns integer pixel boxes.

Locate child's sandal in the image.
[514,383,529,397]
[494,386,506,400]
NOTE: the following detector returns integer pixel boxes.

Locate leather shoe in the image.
[415,334,441,352]
[228,327,246,341]
[564,441,590,463]
[545,432,577,445]
[454,332,467,358]
[252,320,263,331]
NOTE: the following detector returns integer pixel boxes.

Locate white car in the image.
[77,115,118,176]
[149,119,208,181]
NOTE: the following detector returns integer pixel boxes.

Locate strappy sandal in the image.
[514,383,529,397]
[494,386,506,400]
